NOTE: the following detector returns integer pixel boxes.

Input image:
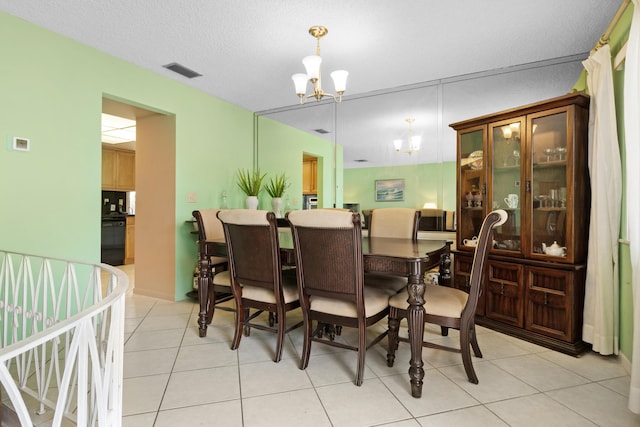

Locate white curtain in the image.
[626,0,640,414]
[582,44,622,356]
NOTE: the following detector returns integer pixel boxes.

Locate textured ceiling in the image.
[0,0,622,166]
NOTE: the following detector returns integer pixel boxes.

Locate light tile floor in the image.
[120,266,640,427]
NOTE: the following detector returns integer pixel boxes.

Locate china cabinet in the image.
[450,93,590,355]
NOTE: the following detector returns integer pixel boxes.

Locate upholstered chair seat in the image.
[389,284,468,319]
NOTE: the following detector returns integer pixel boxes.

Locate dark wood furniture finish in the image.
[287,210,390,386]
[199,227,451,398]
[388,210,506,384]
[192,209,234,336]
[450,93,590,355]
[217,210,302,362]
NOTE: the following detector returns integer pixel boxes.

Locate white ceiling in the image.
[0,0,622,166]
[101,113,136,144]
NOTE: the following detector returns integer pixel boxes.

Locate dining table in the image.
[196,226,452,398]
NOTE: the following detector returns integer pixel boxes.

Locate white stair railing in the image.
[0,250,128,426]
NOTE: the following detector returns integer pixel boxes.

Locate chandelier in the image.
[393,118,421,155]
[291,26,348,104]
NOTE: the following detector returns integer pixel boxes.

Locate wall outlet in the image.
[187,192,197,203]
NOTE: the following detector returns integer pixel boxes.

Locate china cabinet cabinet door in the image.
[525,265,584,342]
[488,117,526,256]
[485,260,524,327]
[457,125,486,252]
[527,106,578,263]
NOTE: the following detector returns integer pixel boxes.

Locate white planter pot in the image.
[246,196,259,210]
[271,197,283,218]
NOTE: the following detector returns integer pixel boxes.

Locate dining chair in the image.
[369,207,421,240]
[366,208,422,293]
[386,209,507,384]
[192,209,234,324]
[217,209,302,362]
[287,209,390,386]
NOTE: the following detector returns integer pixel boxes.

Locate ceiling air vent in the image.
[314,129,330,134]
[163,62,202,79]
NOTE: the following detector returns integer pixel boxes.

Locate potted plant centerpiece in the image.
[236,168,266,209]
[265,172,290,217]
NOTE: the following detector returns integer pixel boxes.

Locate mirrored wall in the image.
[260,55,587,218]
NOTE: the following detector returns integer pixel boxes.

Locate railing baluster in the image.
[0,250,128,426]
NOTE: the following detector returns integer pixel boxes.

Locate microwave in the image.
[303,195,318,210]
[309,197,318,209]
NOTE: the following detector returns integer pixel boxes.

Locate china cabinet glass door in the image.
[458,126,486,249]
[528,109,570,259]
[489,118,525,254]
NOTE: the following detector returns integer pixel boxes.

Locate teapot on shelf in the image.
[542,241,567,257]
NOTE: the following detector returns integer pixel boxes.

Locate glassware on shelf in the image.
[544,148,556,162]
[559,187,567,208]
[550,189,559,207]
[512,150,520,166]
[556,146,567,160]
[536,195,551,208]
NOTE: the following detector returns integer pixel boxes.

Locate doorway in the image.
[102,97,177,300]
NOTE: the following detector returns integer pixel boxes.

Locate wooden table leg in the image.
[406,264,426,398]
[439,241,453,337]
[197,242,210,337]
[439,241,452,286]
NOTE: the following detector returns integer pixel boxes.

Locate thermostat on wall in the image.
[12,137,30,151]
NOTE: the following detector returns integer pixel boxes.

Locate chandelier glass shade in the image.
[292,26,348,104]
[394,118,421,155]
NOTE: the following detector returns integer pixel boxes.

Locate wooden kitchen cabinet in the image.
[450,93,590,355]
[124,216,135,265]
[102,147,135,191]
[303,157,317,194]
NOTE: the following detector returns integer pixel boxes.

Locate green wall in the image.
[344,162,456,211]
[256,115,343,210]
[0,11,336,300]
